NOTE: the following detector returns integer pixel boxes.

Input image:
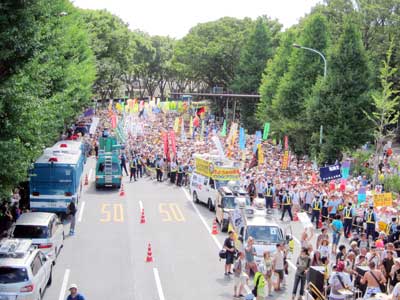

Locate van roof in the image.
[53,140,83,150]
[15,212,55,226]
[35,151,81,165]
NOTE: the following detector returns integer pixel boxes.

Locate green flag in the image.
[221,120,227,137]
[262,123,270,140]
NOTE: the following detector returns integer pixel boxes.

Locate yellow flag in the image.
[258,144,264,164]
[189,116,193,136]
[174,117,179,133]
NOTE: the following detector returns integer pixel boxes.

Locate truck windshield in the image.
[0,267,28,284]
[246,226,282,243]
[222,197,236,209]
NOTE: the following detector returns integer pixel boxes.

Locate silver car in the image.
[0,239,52,300]
[10,213,64,264]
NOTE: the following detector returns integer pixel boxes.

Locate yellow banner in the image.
[373,192,392,207]
[194,158,240,181]
[281,150,289,170]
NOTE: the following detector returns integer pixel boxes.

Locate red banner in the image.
[111,113,117,129]
[162,132,169,158]
[284,136,289,150]
[169,130,177,157]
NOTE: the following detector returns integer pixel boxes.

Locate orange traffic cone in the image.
[119,184,125,196]
[146,243,153,262]
[84,174,89,186]
[140,209,146,224]
[211,220,219,235]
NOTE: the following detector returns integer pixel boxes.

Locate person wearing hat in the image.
[364,205,377,241]
[67,283,85,300]
[311,195,322,229]
[343,202,355,238]
[328,261,353,300]
[280,189,293,222]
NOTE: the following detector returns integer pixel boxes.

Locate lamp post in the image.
[293,44,327,145]
[293,44,327,79]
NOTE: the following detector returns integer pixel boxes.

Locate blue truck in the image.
[29,149,84,214]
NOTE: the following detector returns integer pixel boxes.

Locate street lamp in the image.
[293,44,327,145]
[293,44,327,78]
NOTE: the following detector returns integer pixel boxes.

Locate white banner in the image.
[297,212,313,228]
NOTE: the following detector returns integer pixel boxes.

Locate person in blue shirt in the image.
[330,214,343,255]
[67,284,85,300]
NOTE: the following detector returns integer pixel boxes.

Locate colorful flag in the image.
[173,117,180,133]
[211,136,225,159]
[220,120,227,137]
[239,127,246,150]
[169,130,177,157]
[284,135,289,150]
[262,123,270,140]
[249,148,258,169]
[253,131,262,153]
[181,118,186,142]
[358,187,366,203]
[189,116,193,136]
[258,144,264,165]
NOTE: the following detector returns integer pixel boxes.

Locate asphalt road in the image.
[43,157,343,300]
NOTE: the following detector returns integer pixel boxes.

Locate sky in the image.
[73,0,322,38]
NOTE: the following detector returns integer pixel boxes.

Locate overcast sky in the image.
[73,0,321,38]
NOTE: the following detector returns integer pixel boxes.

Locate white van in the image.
[190,172,218,211]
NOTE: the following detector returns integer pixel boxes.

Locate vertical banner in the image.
[200,120,205,141]
[108,99,113,112]
[239,127,246,150]
[173,117,180,133]
[169,130,177,158]
[253,131,262,153]
[258,144,264,165]
[341,160,351,179]
[162,131,169,157]
[211,136,225,159]
[262,123,270,140]
[281,150,289,170]
[111,113,117,129]
[181,118,186,142]
[227,122,238,145]
[284,135,289,150]
[358,186,366,204]
[189,116,193,136]
[221,119,227,137]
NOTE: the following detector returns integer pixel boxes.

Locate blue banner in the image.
[239,127,246,150]
[319,164,342,181]
[253,131,262,153]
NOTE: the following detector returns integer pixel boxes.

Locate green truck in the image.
[95,136,123,189]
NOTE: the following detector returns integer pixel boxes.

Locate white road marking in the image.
[182,188,222,248]
[58,269,70,300]
[77,201,85,223]
[139,200,143,211]
[292,236,300,245]
[153,268,166,300]
[287,259,296,270]
[88,168,93,181]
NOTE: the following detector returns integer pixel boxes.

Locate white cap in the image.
[69,283,78,290]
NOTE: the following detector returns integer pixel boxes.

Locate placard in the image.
[373,193,392,207]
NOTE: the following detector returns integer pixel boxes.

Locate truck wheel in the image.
[222,220,229,232]
[193,192,199,204]
[208,199,214,212]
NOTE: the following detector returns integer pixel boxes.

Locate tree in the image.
[81,9,131,100]
[0,0,95,199]
[256,29,297,126]
[364,42,399,185]
[230,17,276,132]
[271,13,330,154]
[306,17,372,162]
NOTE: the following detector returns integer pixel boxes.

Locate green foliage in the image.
[307,18,372,163]
[231,18,275,133]
[0,0,95,199]
[383,175,400,193]
[349,149,374,177]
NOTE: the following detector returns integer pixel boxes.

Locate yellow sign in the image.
[373,192,392,207]
[378,221,388,233]
[100,203,124,223]
[194,157,240,181]
[159,203,185,222]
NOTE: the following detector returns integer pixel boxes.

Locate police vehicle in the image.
[231,198,291,264]
[215,187,251,232]
[0,239,52,300]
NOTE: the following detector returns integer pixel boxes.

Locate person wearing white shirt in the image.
[392,282,400,300]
